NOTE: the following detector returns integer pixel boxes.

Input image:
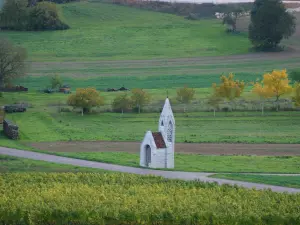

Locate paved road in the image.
[1,147,300,193]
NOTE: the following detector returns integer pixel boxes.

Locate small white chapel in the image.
[140,98,175,169]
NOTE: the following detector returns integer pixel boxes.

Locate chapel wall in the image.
[153,149,166,168]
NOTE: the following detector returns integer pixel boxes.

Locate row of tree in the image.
[222,0,296,50]
[65,69,300,116]
[0,0,69,31]
[209,69,300,115]
[67,88,151,116]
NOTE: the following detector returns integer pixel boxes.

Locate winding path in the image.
[1,146,300,193]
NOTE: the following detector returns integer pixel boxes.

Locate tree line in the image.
[64,69,300,116]
[0,0,69,31]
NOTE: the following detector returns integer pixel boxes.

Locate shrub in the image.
[27,2,69,31]
[51,74,63,89]
[112,93,132,113]
[0,0,69,31]
[290,69,300,83]
[67,88,104,116]
[0,0,28,30]
[131,88,150,114]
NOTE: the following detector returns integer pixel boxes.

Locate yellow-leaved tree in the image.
[212,73,245,110]
[252,81,273,115]
[67,87,104,116]
[253,69,292,111]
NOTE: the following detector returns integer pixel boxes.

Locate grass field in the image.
[0,1,250,61]
[2,110,300,144]
[211,174,300,188]
[50,151,300,173]
[16,67,300,91]
[0,155,102,173]
[16,71,264,90]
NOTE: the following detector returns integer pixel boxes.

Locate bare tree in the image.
[222,8,244,32]
[0,38,27,88]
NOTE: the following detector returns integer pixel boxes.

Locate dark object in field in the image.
[3,119,19,140]
[107,86,129,92]
[43,88,55,94]
[107,88,118,92]
[118,86,129,91]
[4,105,27,113]
[59,85,71,94]
[0,86,28,92]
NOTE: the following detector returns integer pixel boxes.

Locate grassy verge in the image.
[3,110,300,144]
[52,151,300,173]
[0,155,104,173]
[211,173,300,189]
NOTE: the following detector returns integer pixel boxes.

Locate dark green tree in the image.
[290,69,300,83]
[27,2,69,31]
[0,0,69,31]
[0,0,28,30]
[248,0,296,50]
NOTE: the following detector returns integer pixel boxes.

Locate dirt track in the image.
[30,141,300,156]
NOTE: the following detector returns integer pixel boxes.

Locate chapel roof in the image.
[152,132,166,149]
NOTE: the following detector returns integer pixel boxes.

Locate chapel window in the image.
[167,121,173,142]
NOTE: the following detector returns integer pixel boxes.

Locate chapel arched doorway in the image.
[145,144,151,167]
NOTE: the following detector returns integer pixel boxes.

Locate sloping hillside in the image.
[0,1,250,61]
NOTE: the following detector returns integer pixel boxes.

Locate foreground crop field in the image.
[211,173,300,188]
[0,1,250,61]
[1,173,300,225]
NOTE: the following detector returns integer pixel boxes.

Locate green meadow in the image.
[0,1,250,61]
[211,173,300,188]
[0,105,299,144]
